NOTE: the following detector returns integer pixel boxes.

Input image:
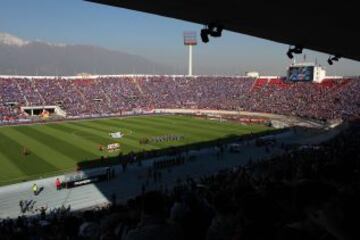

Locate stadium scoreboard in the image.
[287,65,314,81]
[287,63,326,82]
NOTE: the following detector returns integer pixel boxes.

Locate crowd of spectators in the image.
[1,120,359,240]
[1,74,359,239]
[1,76,360,123]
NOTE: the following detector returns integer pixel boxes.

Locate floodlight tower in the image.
[183,31,197,76]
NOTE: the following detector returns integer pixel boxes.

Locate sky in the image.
[0,0,359,76]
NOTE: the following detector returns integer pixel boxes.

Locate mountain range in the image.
[0,32,168,75]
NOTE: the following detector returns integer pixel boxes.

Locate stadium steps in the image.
[98,80,112,108]
[16,80,28,105]
[75,87,87,103]
[30,79,46,105]
[56,80,64,91]
[133,78,144,95]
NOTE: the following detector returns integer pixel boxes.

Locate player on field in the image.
[32,183,38,196]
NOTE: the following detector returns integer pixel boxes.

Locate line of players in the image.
[150,134,184,143]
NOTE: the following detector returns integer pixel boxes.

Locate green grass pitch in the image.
[0,115,270,185]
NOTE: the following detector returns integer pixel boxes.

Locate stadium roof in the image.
[86,0,360,62]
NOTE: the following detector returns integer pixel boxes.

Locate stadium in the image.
[0,62,356,182]
[1,1,360,240]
